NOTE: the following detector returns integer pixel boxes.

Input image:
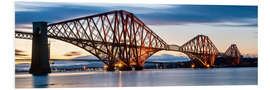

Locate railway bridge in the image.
[15,10,241,74]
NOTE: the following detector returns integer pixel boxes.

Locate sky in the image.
[14,1,258,59]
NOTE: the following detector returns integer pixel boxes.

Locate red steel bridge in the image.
[15,10,241,74]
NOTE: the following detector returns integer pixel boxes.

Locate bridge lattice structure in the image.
[223,44,242,65]
[15,10,241,69]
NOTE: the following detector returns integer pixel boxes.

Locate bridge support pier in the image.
[29,22,51,75]
[119,66,133,71]
[106,65,115,71]
[135,66,144,70]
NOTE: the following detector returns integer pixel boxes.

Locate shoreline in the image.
[15,66,258,75]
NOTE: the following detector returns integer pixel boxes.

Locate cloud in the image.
[15,49,24,53]
[15,49,28,56]
[15,2,107,24]
[15,2,257,29]
[73,3,175,9]
[208,19,258,27]
[64,51,81,56]
[15,2,175,25]
[216,23,258,27]
[15,24,33,32]
[15,53,28,56]
[15,1,62,12]
[136,5,257,26]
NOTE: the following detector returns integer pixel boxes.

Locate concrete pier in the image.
[29,22,51,75]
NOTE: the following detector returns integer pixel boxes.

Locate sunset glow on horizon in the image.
[15,2,258,59]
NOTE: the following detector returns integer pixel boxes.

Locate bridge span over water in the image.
[15,10,241,74]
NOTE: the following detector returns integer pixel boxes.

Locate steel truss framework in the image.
[224,44,241,65]
[179,35,219,67]
[15,10,243,69]
[47,10,167,70]
[15,31,33,39]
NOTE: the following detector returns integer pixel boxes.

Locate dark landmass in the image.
[15,57,257,73]
[144,57,258,69]
[214,57,257,68]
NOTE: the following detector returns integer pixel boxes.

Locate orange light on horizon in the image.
[104,65,108,69]
[206,64,210,68]
[118,63,123,68]
[191,64,195,68]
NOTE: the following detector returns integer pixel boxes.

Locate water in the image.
[15,67,257,88]
[15,58,188,72]
[15,60,105,72]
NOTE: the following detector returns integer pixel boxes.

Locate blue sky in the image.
[15,1,258,59]
[15,2,257,30]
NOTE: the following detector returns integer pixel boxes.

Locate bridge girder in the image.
[15,31,32,39]
[45,10,168,70]
[179,35,219,67]
[15,10,244,69]
[224,44,241,65]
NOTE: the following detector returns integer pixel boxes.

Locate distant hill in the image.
[72,54,190,62]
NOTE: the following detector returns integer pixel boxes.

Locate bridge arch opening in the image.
[146,50,193,68]
[47,38,138,71]
[150,49,217,68]
[149,50,190,62]
[47,38,97,60]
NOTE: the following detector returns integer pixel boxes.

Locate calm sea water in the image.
[15,67,257,88]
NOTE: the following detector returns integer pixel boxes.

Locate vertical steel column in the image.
[29,22,51,75]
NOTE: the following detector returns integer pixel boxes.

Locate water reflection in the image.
[118,71,122,87]
[15,68,257,88]
[32,74,49,88]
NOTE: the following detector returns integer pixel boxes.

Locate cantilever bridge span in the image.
[15,10,241,73]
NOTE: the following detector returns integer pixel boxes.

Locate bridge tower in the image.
[179,35,219,68]
[224,44,241,65]
[29,22,51,75]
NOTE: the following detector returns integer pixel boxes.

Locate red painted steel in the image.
[15,10,242,69]
[46,10,168,70]
[179,35,219,67]
[224,44,241,65]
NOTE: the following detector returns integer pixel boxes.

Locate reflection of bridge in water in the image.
[15,10,241,74]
